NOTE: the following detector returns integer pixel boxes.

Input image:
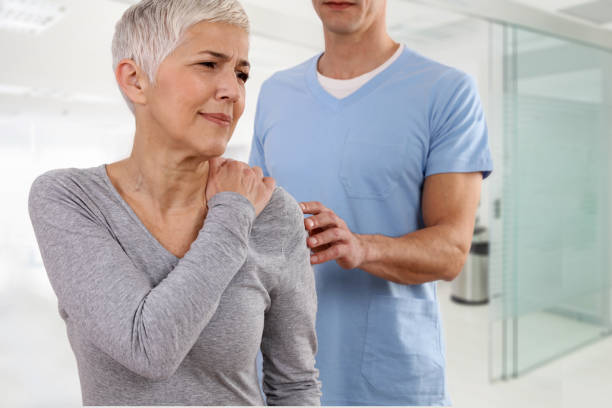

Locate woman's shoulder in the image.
[252,186,306,248]
[29,165,110,217]
[31,165,105,192]
[262,186,303,227]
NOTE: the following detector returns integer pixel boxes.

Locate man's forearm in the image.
[357,225,469,285]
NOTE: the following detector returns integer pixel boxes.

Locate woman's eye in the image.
[237,71,249,83]
[199,62,216,69]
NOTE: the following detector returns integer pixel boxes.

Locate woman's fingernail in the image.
[306,219,314,228]
[311,255,318,263]
[309,237,317,246]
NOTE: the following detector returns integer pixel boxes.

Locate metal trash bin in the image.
[451,226,489,305]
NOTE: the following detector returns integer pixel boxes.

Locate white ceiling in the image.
[0,0,610,119]
[513,0,612,29]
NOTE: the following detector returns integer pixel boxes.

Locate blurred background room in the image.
[0,0,611,406]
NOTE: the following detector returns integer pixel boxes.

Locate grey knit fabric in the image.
[28,164,320,406]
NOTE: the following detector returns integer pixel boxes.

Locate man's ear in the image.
[115,59,148,106]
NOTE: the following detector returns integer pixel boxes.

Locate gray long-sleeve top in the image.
[27,164,321,406]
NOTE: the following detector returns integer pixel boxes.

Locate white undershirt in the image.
[317,44,405,99]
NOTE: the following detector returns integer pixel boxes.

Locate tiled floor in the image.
[438,281,612,408]
[1,269,610,407]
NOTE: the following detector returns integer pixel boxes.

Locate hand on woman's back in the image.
[205,158,276,216]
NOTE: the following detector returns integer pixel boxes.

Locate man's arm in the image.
[302,172,482,285]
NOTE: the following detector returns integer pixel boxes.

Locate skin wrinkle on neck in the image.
[120,153,210,214]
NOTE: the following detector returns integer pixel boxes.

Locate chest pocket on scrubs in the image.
[339,137,405,200]
[361,296,445,400]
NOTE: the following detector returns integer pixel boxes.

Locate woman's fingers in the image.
[252,176,275,216]
[205,159,275,217]
[208,157,228,176]
[252,166,264,180]
[262,176,275,191]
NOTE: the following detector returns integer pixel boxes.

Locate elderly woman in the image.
[27,0,320,405]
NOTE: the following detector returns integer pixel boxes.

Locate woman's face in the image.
[143,21,249,158]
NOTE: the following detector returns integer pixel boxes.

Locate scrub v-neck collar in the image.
[305,45,409,112]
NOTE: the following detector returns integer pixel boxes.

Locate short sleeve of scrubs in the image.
[426,71,492,178]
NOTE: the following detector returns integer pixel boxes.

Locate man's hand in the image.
[300,201,367,269]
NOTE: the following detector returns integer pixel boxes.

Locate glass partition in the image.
[489,24,612,380]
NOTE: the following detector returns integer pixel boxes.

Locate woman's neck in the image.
[113,131,210,216]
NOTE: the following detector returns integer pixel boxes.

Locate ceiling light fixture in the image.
[0,0,67,34]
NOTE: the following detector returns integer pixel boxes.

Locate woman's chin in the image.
[200,142,229,159]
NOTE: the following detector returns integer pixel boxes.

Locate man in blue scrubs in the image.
[249,0,492,405]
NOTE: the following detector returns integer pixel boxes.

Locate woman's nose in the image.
[215,69,241,102]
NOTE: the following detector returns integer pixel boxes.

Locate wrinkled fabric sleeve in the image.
[260,204,321,405]
[28,173,255,381]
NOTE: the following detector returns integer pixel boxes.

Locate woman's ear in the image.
[115,59,148,107]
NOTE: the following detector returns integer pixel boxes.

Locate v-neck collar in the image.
[97,164,180,261]
[305,45,409,112]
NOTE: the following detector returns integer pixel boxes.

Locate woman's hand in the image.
[205,158,276,216]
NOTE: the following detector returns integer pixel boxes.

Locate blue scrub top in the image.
[249,46,493,406]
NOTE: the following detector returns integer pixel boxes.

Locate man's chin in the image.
[323,19,361,35]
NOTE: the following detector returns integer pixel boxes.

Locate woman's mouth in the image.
[200,113,232,127]
[324,1,354,11]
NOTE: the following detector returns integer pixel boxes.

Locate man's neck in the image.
[318,21,399,80]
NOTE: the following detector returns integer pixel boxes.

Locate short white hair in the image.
[112,0,249,111]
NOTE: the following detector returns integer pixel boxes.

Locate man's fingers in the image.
[310,243,346,265]
[310,243,331,254]
[308,227,325,237]
[307,227,348,248]
[300,201,326,215]
[304,211,340,231]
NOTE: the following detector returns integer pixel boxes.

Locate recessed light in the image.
[0,0,67,34]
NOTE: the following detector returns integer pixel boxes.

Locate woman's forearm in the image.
[123,192,256,379]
